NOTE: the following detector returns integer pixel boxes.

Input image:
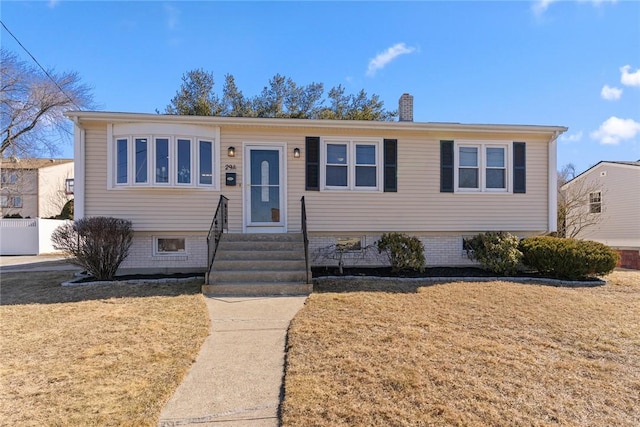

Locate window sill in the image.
[152,255,188,261]
[110,185,219,191]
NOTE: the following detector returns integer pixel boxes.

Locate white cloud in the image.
[533,0,616,15]
[600,85,622,100]
[366,43,416,77]
[620,65,640,87]
[532,0,558,15]
[560,131,584,142]
[48,0,60,8]
[590,116,640,145]
[164,4,180,31]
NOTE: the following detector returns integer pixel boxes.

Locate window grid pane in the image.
[326,165,348,187]
[177,139,191,184]
[199,140,213,185]
[459,147,478,167]
[355,145,376,165]
[116,139,128,184]
[135,138,148,183]
[155,138,169,183]
[327,144,347,165]
[459,168,479,188]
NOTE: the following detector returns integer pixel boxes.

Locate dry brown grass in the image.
[282,271,640,426]
[0,271,209,426]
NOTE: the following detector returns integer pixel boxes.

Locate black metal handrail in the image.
[207,195,228,273]
[301,196,310,284]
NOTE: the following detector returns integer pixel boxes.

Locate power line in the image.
[0,19,82,110]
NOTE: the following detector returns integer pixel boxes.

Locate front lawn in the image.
[282,271,640,426]
[0,271,209,426]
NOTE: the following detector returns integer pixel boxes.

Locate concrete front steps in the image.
[202,233,312,296]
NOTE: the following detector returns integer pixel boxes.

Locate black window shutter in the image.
[440,140,454,193]
[305,136,320,191]
[383,139,397,192]
[513,142,526,193]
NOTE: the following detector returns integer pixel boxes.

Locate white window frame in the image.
[454,141,511,193]
[153,236,187,256]
[108,123,220,190]
[320,137,383,192]
[589,191,602,214]
[1,195,22,208]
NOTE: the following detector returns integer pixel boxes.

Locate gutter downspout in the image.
[548,130,560,233]
[72,117,85,221]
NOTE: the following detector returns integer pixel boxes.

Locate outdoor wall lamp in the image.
[293,147,301,158]
[228,146,235,157]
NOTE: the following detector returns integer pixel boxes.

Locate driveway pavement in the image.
[158,295,307,427]
[0,254,81,273]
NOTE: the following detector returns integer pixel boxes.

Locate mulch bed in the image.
[70,272,204,284]
[313,266,529,278]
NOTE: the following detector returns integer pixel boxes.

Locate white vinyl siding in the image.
[565,163,640,248]
[84,122,551,234]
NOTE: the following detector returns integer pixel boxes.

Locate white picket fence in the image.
[0,218,70,255]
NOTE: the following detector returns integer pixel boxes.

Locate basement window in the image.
[155,237,186,255]
[336,237,363,252]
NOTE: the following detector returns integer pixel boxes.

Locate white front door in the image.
[244,145,286,233]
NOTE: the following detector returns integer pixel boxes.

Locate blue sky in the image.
[2,0,639,174]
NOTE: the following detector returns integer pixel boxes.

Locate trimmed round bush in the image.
[376,232,426,272]
[519,236,618,280]
[465,231,522,275]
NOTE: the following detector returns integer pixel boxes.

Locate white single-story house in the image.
[66,95,567,294]
[561,160,640,269]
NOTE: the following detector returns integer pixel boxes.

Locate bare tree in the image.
[558,163,605,238]
[0,49,94,157]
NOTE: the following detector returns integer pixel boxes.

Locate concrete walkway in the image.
[158,295,307,427]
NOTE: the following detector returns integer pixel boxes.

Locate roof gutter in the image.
[64,111,568,135]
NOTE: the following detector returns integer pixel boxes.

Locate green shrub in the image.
[519,236,618,280]
[465,231,522,275]
[59,199,74,220]
[376,232,425,272]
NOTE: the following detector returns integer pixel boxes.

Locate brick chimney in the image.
[398,93,413,122]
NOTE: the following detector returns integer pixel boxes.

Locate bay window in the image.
[111,129,218,189]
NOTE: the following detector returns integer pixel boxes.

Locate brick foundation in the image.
[616,249,640,270]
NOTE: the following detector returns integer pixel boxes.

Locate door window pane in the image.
[199,140,213,185]
[177,139,191,184]
[135,138,148,183]
[116,138,128,184]
[155,138,169,183]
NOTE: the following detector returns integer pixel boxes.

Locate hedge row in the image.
[518,236,618,280]
[467,232,618,280]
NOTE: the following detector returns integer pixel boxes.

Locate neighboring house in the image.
[66,95,566,291]
[561,161,640,269]
[0,158,74,218]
